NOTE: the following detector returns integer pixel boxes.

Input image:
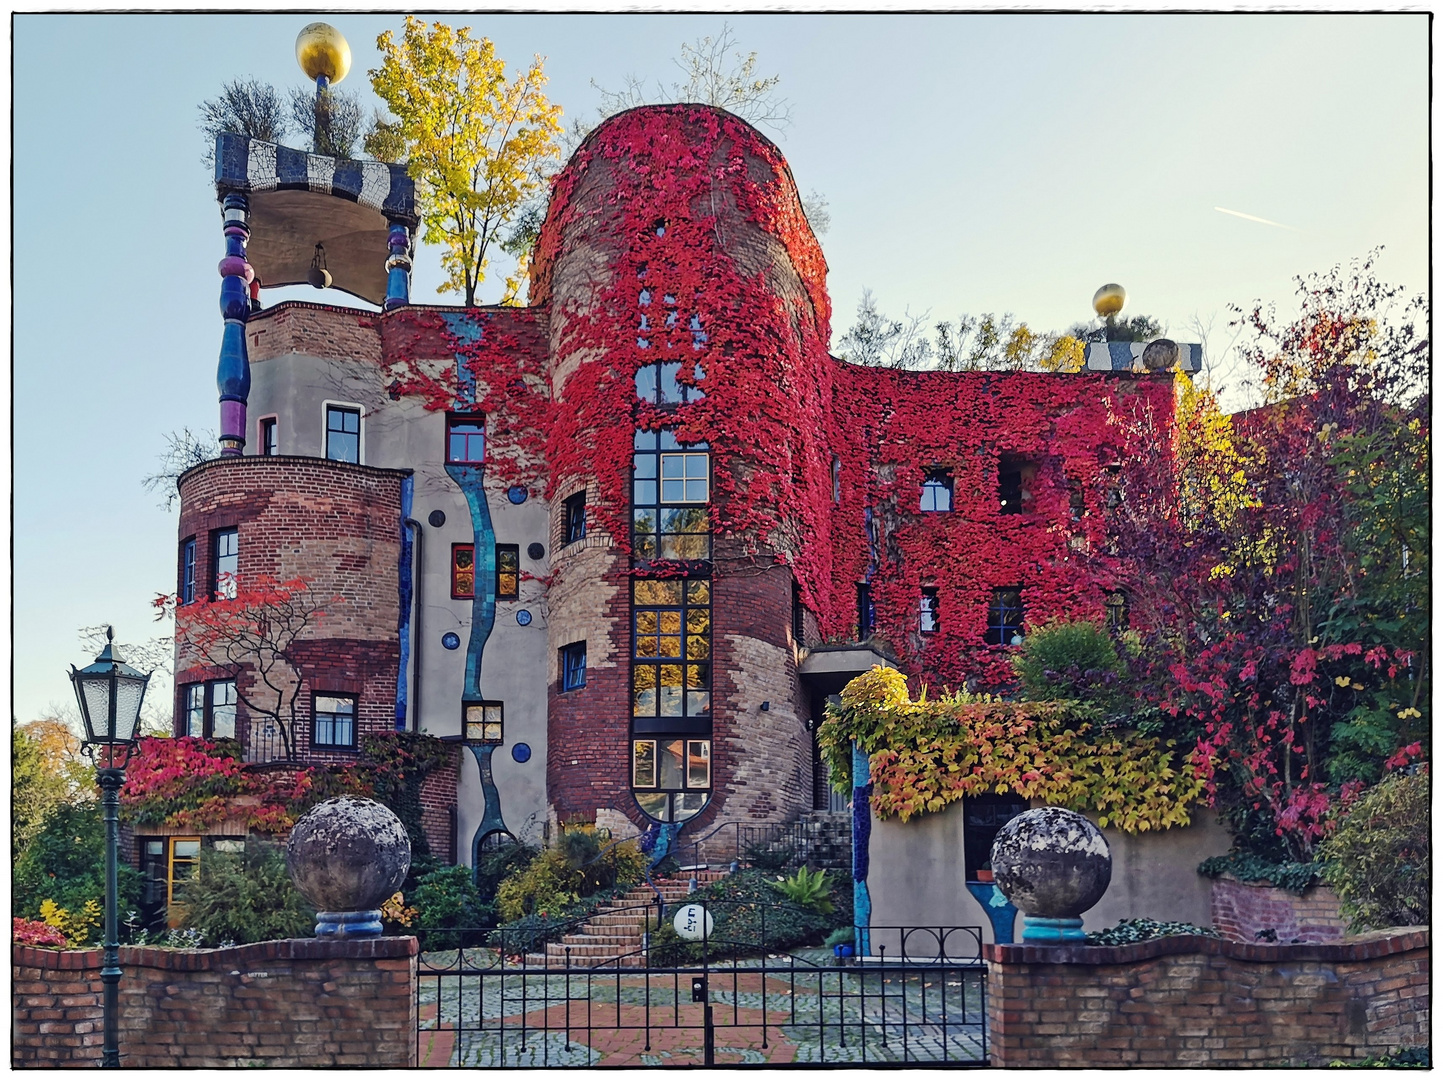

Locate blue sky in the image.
[12,13,1428,724]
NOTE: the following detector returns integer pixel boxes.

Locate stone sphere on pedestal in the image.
[286,797,411,938]
[990,806,1111,943]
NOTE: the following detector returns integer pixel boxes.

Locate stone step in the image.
[522,952,646,970]
[562,933,640,947]
[546,941,645,958]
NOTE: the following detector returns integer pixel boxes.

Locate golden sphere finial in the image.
[1093,283,1126,319]
[296,23,352,85]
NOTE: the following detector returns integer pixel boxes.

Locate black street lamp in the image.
[69,627,150,1069]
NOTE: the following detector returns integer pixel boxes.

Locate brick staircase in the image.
[521,869,731,969]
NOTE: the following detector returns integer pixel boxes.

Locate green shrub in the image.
[474,842,538,904]
[1085,918,1221,946]
[173,842,314,945]
[1012,620,1124,707]
[1329,1046,1429,1068]
[768,867,835,914]
[824,925,855,949]
[1197,852,1322,894]
[412,865,487,949]
[1320,769,1429,932]
[13,802,141,921]
[495,826,645,922]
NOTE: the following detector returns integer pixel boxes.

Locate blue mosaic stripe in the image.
[396,475,415,733]
[469,744,511,857]
[852,742,873,957]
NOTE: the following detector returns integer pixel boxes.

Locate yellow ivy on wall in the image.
[818,667,1205,833]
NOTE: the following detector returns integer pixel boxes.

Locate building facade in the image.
[171,105,1198,877]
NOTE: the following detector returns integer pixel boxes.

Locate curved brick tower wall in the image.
[174,456,408,763]
[531,105,839,830]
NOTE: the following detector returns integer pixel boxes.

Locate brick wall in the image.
[175,456,407,756]
[984,930,1429,1067]
[12,937,418,1068]
[247,302,382,366]
[1211,875,1347,944]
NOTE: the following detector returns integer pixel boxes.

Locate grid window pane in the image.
[635,436,711,562]
[658,739,685,790]
[633,740,657,787]
[986,589,1026,645]
[920,589,940,634]
[921,471,953,512]
[213,529,238,600]
[184,684,205,737]
[326,407,361,463]
[452,545,475,599]
[564,493,587,545]
[210,680,237,740]
[464,702,503,743]
[561,642,586,690]
[496,545,519,600]
[180,539,196,605]
[687,741,711,788]
[446,417,485,464]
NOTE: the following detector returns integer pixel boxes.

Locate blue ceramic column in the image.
[384,221,412,310]
[852,741,873,957]
[216,193,253,456]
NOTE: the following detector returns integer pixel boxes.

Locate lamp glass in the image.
[79,676,114,742]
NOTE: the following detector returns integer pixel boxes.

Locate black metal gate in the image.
[416,905,987,1067]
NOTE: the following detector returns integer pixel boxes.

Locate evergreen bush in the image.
[173,842,314,945]
[1012,619,1124,707]
[1320,768,1429,931]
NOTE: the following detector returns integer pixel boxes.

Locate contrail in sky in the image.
[1213,206,1298,231]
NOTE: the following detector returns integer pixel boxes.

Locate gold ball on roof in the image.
[296,23,351,85]
[1093,283,1126,318]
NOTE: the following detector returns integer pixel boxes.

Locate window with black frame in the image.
[563,491,586,546]
[326,406,361,463]
[179,538,197,605]
[630,577,712,824]
[920,468,954,512]
[312,693,357,749]
[963,793,1030,881]
[986,587,1025,646]
[632,430,710,561]
[212,528,238,600]
[496,545,519,600]
[180,679,237,739]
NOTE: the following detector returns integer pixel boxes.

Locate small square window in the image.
[212,528,238,600]
[464,700,504,743]
[496,544,519,600]
[920,587,940,634]
[446,415,486,464]
[259,417,278,457]
[563,492,586,545]
[179,538,197,605]
[452,544,475,599]
[560,641,587,691]
[326,406,361,464]
[921,468,953,512]
[312,693,356,748]
[986,588,1025,646]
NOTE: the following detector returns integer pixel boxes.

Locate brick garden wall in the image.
[984,930,1429,1067]
[12,937,417,1068]
[1211,875,1347,944]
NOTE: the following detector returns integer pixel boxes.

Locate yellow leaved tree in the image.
[369,18,563,306]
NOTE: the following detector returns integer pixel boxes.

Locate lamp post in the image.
[69,627,150,1069]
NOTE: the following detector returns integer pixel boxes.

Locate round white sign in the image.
[672,903,714,942]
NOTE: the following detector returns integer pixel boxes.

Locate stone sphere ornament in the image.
[990,806,1112,943]
[673,903,714,942]
[286,796,411,938]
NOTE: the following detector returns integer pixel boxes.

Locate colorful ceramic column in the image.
[217,192,253,456]
[384,221,412,310]
[852,741,873,957]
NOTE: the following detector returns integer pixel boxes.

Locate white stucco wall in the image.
[867,799,1231,941]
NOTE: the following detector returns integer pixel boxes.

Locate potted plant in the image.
[975,861,994,883]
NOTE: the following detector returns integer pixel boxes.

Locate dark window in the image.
[792,582,806,645]
[1105,590,1129,631]
[832,456,842,503]
[1104,463,1123,509]
[999,466,1023,514]
[1068,480,1086,521]
[857,583,874,638]
[463,700,503,743]
[212,528,238,600]
[326,406,361,463]
[921,468,953,512]
[179,538,197,605]
[446,415,485,464]
[986,588,1025,646]
[631,737,711,824]
[635,361,706,406]
[496,544,519,600]
[451,544,475,599]
[312,693,356,749]
[632,578,711,728]
[963,794,1029,880]
[920,587,940,634]
[563,492,587,546]
[633,430,711,561]
[259,417,278,457]
[181,679,236,739]
[560,642,587,691]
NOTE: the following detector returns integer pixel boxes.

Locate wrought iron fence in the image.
[242,720,294,764]
[671,818,852,872]
[415,901,986,1067]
